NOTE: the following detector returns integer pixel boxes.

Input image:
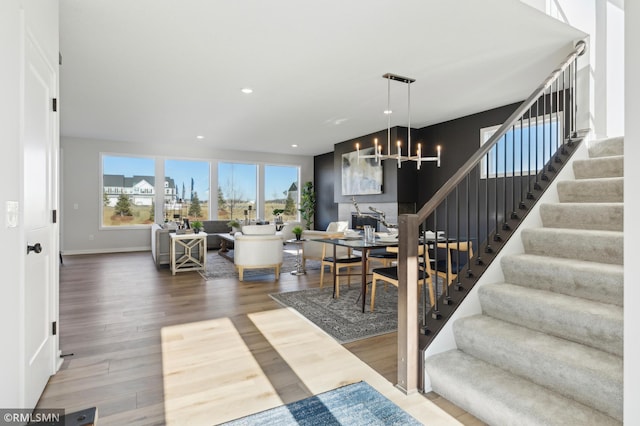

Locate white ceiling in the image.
[59,0,585,156]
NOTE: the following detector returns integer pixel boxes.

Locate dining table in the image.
[316,234,458,313]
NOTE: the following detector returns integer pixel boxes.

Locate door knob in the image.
[27,243,42,254]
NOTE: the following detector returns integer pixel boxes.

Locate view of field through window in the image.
[102,155,299,227]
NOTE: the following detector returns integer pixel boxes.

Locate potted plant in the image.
[299,181,315,230]
[227,219,241,234]
[272,208,285,223]
[292,226,304,240]
[191,220,203,234]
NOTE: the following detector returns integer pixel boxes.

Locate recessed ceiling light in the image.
[291,144,298,148]
[383,110,393,115]
[196,135,204,139]
[241,88,253,94]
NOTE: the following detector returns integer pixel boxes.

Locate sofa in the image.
[151,220,232,267]
[301,221,350,267]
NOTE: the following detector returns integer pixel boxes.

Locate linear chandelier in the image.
[357,73,441,170]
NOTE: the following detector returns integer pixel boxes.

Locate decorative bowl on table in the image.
[375,232,398,242]
[343,229,361,239]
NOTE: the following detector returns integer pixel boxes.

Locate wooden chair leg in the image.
[370,277,378,312]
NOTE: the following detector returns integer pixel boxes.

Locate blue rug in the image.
[219,381,422,425]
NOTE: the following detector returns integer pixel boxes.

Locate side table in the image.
[170,232,207,275]
[286,239,306,275]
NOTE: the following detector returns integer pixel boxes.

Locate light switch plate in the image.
[6,201,19,228]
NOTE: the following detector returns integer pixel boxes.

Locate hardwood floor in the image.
[38,251,480,425]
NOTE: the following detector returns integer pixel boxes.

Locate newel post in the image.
[397,213,419,394]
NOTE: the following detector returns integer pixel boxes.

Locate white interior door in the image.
[23,31,56,409]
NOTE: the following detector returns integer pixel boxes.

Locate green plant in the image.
[299,181,315,230]
[191,220,203,231]
[227,219,241,229]
[272,208,285,216]
[292,226,303,240]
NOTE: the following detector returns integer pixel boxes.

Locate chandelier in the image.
[357,73,441,170]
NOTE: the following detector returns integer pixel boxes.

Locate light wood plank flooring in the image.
[37,251,482,425]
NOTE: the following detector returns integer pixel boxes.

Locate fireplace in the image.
[351,212,379,231]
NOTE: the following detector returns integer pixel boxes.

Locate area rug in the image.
[200,244,320,280]
[219,381,422,425]
[270,281,435,343]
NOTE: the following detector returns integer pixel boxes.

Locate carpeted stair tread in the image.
[588,136,624,158]
[540,202,623,231]
[501,254,623,306]
[522,227,623,265]
[557,177,623,202]
[426,350,620,426]
[454,315,622,420]
[479,283,623,356]
[573,155,623,179]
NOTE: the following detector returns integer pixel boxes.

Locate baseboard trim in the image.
[62,246,150,255]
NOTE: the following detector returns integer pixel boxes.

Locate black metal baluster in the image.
[494,136,501,242]
[485,152,493,253]
[432,210,440,318]
[466,174,473,277]
[561,69,567,153]
[519,115,526,210]
[541,88,549,182]
[475,164,483,265]
[511,120,518,219]
[443,198,451,303]
[455,185,462,290]
[534,97,542,191]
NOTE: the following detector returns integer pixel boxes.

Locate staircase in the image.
[424,136,624,425]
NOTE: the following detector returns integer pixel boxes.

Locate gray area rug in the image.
[219,381,422,425]
[201,243,320,281]
[270,282,435,343]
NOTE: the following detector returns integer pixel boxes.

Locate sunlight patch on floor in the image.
[160,317,282,425]
[248,307,462,425]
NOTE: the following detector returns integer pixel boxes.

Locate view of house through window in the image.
[163,159,210,223]
[480,114,561,179]
[102,155,156,227]
[218,163,257,221]
[265,165,299,223]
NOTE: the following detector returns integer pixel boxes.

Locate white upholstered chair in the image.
[276,221,303,242]
[233,225,283,281]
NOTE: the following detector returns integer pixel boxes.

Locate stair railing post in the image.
[397,213,419,394]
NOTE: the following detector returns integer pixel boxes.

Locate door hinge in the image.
[52,209,57,224]
[59,52,62,66]
[52,321,57,336]
[52,98,57,112]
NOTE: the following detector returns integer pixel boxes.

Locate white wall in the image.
[624,1,639,423]
[531,0,625,138]
[0,0,59,408]
[61,137,314,253]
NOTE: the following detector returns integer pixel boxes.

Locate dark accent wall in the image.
[416,102,521,207]
[312,100,569,237]
[314,151,337,230]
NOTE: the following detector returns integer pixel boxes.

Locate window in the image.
[218,162,257,221]
[101,155,155,227]
[163,159,210,222]
[265,165,300,222]
[480,114,561,179]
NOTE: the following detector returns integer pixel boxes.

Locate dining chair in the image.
[370,245,435,312]
[319,243,362,297]
[433,241,473,285]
